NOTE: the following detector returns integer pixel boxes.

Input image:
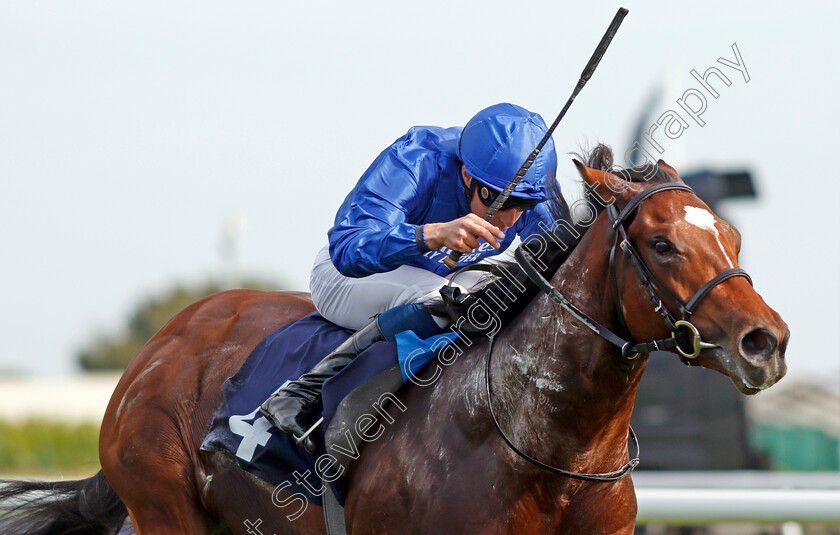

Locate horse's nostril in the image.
[740,329,777,358]
[779,329,790,358]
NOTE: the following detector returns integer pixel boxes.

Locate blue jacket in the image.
[328,125,558,278]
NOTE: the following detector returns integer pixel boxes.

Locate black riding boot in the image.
[259,318,385,451]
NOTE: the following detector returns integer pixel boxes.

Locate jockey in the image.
[260,103,563,448]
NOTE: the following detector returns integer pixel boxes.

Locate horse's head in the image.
[574,157,788,394]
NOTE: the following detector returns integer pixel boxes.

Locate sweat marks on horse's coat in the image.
[535,375,565,393]
[510,346,537,376]
[8,144,785,534]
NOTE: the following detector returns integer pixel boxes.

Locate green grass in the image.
[0,419,101,476]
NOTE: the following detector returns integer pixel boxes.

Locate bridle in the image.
[486,183,752,482]
[516,183,752,363]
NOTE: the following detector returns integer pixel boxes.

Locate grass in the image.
[0,419,101,477]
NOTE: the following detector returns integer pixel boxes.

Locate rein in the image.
[515,183,753,362]
[486,183,752,482]
[485,335,640,482]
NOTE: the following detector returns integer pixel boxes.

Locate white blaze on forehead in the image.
[684,206,716,231]
[683,206,734,268]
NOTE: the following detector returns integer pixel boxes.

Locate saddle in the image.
[200,312,456,508]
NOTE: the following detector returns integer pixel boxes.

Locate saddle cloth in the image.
[200,312,456,506]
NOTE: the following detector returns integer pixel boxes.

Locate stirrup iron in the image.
[296,417,324,446]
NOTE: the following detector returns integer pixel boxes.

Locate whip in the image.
[443,7,629,269]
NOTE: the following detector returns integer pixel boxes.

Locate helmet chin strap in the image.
[462,171,479,206]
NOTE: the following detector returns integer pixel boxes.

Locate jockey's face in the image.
[461,166,524,232]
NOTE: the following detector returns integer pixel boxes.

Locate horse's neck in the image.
[491,217,647,469]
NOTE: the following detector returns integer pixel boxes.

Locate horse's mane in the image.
[583,143,677,185]
[425,143,675,336]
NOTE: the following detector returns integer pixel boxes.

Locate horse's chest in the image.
[468,477,636,534]
[551,482,638,534]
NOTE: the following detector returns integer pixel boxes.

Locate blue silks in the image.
[396,330,460,382]
[200,312,458,506]
[378,302,441,341]
[327,108,560,278]
[458,103,556,200]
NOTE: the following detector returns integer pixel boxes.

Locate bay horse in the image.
[0,146,788,534]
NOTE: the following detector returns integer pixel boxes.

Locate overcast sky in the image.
[1,1,838,384]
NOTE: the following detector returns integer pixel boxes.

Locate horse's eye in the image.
[653,240,673,255]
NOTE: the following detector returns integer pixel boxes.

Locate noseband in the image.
[516,183,752,363]
[488,184,752,483]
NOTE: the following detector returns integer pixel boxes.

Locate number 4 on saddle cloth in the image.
[200,312,458,506]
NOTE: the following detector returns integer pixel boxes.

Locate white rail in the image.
[3,471,839,525]
[636,488,840,524]
[634,471,840,525]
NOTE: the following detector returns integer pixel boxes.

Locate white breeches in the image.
[309,245,487,331]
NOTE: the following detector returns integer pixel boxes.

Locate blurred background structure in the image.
[1,1,838,532]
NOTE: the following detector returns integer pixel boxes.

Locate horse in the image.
[0,145,788,534]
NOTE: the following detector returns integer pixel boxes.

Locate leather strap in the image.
[515,248,677,358]
[611,183,694,228]
[322,485,348,535]
[684,268,752,315]
[485,335,640,481]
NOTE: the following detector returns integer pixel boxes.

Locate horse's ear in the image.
[573,158,629,191]
[656,159,683,182]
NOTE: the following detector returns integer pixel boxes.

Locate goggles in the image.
[476,183,539,212]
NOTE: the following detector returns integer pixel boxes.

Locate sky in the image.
[1,1,838,384]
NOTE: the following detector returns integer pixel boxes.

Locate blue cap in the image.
[457,103,556,201]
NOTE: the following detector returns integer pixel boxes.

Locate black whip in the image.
[443,7,629,269]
